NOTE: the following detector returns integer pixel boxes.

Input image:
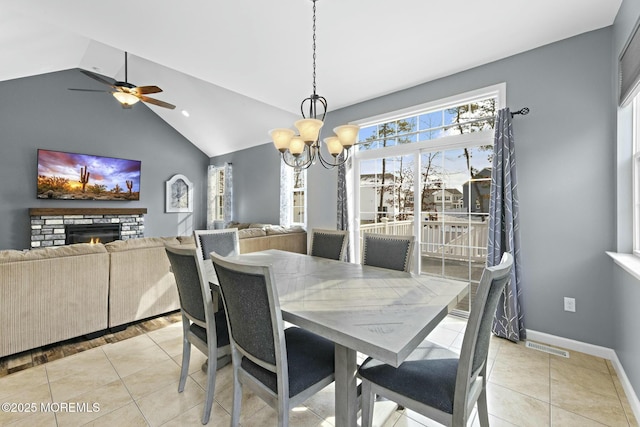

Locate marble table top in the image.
[209,249,469,367]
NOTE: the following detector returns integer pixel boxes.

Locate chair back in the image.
[211,253,285,371]
[165,245,213,326]
[309,229,349,261]
[194,229,240,261]
[362,233,415,272]
[454,252,513,412]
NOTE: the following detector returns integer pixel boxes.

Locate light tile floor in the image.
[0,314,638,426]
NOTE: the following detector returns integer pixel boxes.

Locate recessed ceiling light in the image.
[181,110,190,117]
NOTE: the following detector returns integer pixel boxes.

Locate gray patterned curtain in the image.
[223,162,233,224]
[337,153,350,261]
[279,160,293,227]
[488,108,525,342]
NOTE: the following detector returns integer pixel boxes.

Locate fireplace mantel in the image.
[29,208,147,216]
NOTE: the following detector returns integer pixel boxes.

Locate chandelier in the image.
[270,0,359,170]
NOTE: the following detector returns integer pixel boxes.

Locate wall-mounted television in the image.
[37,149,141,200]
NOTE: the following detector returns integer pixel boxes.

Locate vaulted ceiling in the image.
[0,0,622,157]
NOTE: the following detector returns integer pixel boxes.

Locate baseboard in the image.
[527,329,640,421]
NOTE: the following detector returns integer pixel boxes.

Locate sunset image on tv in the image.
[37,149,141,200]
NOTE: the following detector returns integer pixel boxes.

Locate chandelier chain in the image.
[312,0,317,96]
[270,0,355,170]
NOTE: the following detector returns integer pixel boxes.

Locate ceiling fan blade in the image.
[139,95,176,110]
[79,69,117,88]
[68,88,110,93]
[132,85,163,95]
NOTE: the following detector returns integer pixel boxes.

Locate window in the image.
[353,84,504,315]
[358,94,497,153]
[207,165,226,228]
[292,168,306,226]
[214,168,224,220]
[207,163,232,228]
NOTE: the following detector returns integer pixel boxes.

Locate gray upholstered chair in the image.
[194,228,240,311]
[165,245,231,425]
[358,252,514,427]
[309,228,349,261]
[194,228,240,261]
[362,233,415,272]
[210,252,336,427]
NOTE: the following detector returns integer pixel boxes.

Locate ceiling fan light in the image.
[113,91,140,106]
[333,124,360,149]
[270,128,295,152]
[289,136,306,156]
[324,136,344,157]
[295,119,323,144]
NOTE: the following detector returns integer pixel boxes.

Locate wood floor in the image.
[0,311,182,378]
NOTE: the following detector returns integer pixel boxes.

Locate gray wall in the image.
[216,27,617,347]
[612,0,640,400]
[0,69,209,250]
[210,142,282,224]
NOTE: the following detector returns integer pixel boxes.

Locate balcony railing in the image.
[359,217,488,262]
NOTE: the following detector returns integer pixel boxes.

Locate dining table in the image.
[206,249,469,427]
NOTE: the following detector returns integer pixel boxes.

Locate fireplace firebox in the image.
[65,224,121,245]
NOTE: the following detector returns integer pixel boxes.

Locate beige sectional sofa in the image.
[105,237,182,329]
[0,244,110,358]
[0,226,307,358]
[228,223,307,254]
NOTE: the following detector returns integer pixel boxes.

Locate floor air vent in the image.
[525,341,570,358]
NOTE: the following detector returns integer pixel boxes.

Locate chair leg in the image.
[201,351,217,425]
[477,386,489,427]
[277,396,289,427]
[231,368,242,427]
[179,337,191,393]
[360,380,375,427]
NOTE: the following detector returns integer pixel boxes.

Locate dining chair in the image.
[165,245,231,425]
[358,252,514,427]
[194,228,240,261]
[309,228,349,261]
[210,252,336,427]
[194,228,240,312]
[362,233,415,272]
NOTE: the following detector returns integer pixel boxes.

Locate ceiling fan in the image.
[70,52,176,110]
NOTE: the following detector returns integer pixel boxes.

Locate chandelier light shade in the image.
[270,0,359,170]
[295,119,324,144]
[289,136,306,156]
[271,128,295,152]
[334,124,359,149]
[324,136,343,157]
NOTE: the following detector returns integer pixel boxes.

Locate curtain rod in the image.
[511,107,530,118]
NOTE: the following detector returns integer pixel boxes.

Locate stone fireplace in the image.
[65,223,121,245]
[29,208,147,248]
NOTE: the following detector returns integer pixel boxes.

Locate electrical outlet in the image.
[564,297,576,312]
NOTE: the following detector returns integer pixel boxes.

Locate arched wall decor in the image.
[166,174,193,213]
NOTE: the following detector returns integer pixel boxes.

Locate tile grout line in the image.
[101,345,153,427]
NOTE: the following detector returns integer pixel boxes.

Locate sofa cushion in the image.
[177,235,195,245]
[104,237,179,252]
[265,225,288,235]
[248,223,270,230]
[0,243,107,264]
[227,222,251,230]
[238,228,267,239]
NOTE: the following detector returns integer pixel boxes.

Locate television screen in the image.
[37,149,141,200]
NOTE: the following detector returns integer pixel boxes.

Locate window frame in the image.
[290,167,307,227]
[351,83,505,268]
